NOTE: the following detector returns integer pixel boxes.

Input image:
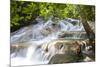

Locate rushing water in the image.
[11,17,89,66]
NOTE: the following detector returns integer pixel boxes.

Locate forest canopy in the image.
[10,0,95,32]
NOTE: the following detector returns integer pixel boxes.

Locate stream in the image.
[11,17,92,66]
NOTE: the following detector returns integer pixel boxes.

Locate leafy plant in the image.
[10,0,95,32]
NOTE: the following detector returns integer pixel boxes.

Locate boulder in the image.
[41,39,95,64]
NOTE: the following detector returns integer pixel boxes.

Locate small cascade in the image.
[11,17,90,66]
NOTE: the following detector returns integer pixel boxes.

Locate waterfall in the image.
[11,17,89,66]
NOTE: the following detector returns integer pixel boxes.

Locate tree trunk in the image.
[78,6,95,57]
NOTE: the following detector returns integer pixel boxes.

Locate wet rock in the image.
[41,39,95,64]
[10,42,30,54]
[83,56,94,62]
[41,39,83,62]
[40,27,52,36]
[58,31,88,39]
[49,54,81,64]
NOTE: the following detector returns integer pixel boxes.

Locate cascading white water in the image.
[11,17,87,66]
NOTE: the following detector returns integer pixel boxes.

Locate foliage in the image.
[77,5,95,21]
[10,0,95,32]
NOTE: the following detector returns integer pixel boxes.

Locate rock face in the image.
[48,54,81,64]
[41,39,82,63]
[41,39,95,64]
